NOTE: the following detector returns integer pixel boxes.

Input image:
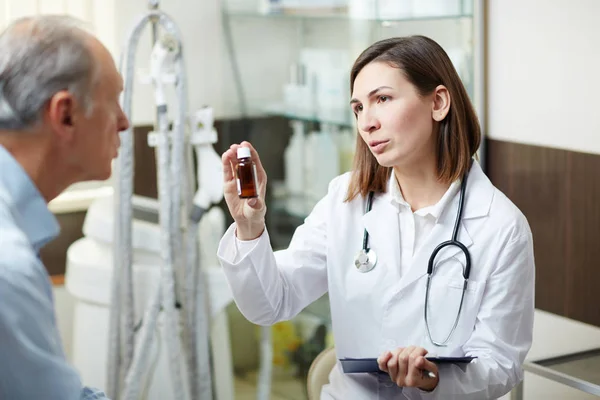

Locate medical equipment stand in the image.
[108,1,223,399]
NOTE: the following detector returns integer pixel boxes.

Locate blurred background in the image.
[2,0,600,398]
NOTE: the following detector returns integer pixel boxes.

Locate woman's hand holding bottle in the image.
[221,141,267,240]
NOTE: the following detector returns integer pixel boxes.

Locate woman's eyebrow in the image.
[350,86,393,105]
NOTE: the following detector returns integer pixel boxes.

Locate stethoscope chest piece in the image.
[355,248,377,273]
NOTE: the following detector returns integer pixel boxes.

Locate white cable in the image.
[185,224,199,400]
[165,22,192,400]
[122,287,162,400]
[185,221,213,400]
[184,144,221,399]
[122,108,185,400]
[155,106,187,400]
[182,131,199,400]
[140,323,162,400]
[107,14,141,397]
[151,32,188,400]
[109,13,151,399]
[187,109,225,399]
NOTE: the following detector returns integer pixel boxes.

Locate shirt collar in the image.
[388,173,461,222]
[0,145,59,252]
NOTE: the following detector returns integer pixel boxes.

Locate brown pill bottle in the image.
[236,147,258,198]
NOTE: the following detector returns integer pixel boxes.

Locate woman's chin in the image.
[373,152,395,168]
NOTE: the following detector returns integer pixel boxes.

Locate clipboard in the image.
[339,356,477,374]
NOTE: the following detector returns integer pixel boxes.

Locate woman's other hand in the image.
[378,346,439,392]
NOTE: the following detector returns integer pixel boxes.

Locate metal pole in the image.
[511,380,524,400]
[473,0,486,171]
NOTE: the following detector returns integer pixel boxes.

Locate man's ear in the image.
[46,90,77,141]
[432,85,451,122]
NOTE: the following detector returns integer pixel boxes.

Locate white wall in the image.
[0,0,224,125]
[487,0,600,155]
[92,0,224,125]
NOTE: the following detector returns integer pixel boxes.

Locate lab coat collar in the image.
[361,160,493,289]
[460,160,494,220]
[389,174,462,222]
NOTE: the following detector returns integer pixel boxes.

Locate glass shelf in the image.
[263,103,354,127]
[226,9,473,23]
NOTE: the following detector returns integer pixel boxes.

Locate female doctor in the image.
[218,35,535,399]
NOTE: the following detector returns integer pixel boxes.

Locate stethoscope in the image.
[354,163,472,347]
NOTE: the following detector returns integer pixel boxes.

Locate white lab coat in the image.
[217,161,535,400]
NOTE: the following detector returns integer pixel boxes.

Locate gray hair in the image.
[0,15,98,131]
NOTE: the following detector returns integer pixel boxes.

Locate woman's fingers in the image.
[221,149,236,182]
[377,351,392,372]
[395,346,413,386]
[387,348,402,383]
[414,355,438,380]
[405,347,428,386]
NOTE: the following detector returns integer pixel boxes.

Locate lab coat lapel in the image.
[361,191,402,280]
[399,197,474,291]
[398,162,493,292]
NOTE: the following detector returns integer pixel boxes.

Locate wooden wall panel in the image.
[487,139,600,327]
[567,152,600,325]
[39,211,86,277]
[133,125,157,199]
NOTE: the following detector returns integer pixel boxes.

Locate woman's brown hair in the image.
[345,35,481,202]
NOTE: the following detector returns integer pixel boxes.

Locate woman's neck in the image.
[393,160,450,212]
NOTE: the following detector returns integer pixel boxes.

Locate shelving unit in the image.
[221,2,479,121]
[226,9,473,22]
[222,1,480,211]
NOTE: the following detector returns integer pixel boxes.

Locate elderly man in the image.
[0,15,129,399]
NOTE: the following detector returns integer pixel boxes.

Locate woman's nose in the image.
[359,111,381,133]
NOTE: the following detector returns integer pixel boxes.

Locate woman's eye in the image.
[378,95,389,103]
[354,104,363,113]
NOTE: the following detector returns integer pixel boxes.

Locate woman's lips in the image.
[369,139,390,154]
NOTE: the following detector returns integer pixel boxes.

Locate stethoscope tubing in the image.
[358,160,474,346]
